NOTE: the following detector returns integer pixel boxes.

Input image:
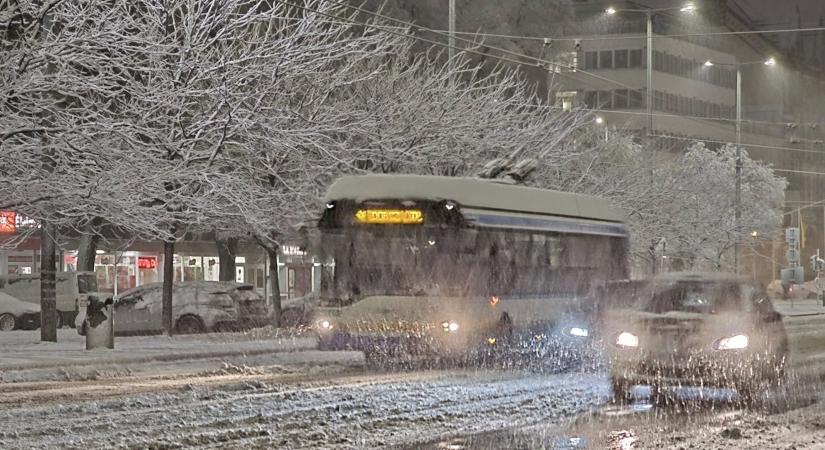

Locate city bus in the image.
[311,174,629,361]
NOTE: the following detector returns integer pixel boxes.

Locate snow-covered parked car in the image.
[77,281,271,335]
[0,291,41,331]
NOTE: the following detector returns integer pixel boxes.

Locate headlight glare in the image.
[317,319,333,331]
[716,334,748,350]
[615,332,639,348]
[441,320,459,333]
[568,327,589,338]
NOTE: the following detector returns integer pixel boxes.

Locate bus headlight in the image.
[716,334,748,350]
[615,332,639,348]
[567,327,589,338]
[317,319,333,331]
[441,320,459,333]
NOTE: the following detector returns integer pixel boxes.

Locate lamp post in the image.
[606,3,696,137]
[448,0,455,62]
[703,57,776,274]
[595,116,608,141]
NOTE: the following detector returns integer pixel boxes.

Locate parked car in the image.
[0,271,100,328]
[603,272,788,403]
[77,281,271,335]
[0,291,41,331]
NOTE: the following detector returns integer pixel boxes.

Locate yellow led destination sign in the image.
[355,209,424,224]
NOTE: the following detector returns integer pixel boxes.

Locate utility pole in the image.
[735,65,742,275]
[646,11,653,137]
[448,0,455,62]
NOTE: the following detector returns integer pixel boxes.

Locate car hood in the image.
[0,292,41,315]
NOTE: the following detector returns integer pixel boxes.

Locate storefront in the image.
[2,230,324,302]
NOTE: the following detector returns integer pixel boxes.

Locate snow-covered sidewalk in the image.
[0,328,322,378]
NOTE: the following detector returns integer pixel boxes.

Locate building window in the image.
[614,89,629,109]
[654,90,664,111]
[630,49,643,68]
[597,90,612,109]
[550,51,578,73]
[614,49,628,69]
[555,91,577,111]
[599,50,613,69]
[629,89,644,109]
[584,51,598,70]
[584,90,597,109]
[652,50,663,71]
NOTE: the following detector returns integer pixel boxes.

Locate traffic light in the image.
[811,254,825,272]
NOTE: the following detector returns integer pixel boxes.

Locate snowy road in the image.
[0,363,609,449]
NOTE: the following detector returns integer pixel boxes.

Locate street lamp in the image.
[604,3,697,137]
[702,57,777,274]
[595,116,608,141]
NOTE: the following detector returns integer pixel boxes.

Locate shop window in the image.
[599,50,613,69]
[630,49,643,68]
[614,49,628,69]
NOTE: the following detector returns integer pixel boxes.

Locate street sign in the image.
[786,227,800,243]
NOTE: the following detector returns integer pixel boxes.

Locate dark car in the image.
[602,273,788,403]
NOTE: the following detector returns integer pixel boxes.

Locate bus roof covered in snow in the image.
[323,174,625,223]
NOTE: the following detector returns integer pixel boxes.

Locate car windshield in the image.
[644,282,745,314]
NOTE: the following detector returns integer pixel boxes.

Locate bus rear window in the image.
[78,274,98,294]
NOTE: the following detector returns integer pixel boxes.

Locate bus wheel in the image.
[0,313,16,331]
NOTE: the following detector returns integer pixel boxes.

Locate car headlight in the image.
[441,320,459,333]
[615,332,639,348]
[317,319,333,331]
[716,334,748,350]
[567,327,589,338]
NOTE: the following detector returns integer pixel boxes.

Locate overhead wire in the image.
[311,0,825,136]
[275,0,825,160]
[413,26,825,43]
[646,134,824,156]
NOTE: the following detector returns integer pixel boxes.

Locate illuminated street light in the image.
[604,3,697,136]
[595,116,604,125]
[701,57,778,274]
[751,230,759,237]
[680,2,697,13]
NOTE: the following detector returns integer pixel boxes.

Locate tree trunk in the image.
[76,226,100,272]
[40,223,58,342]
[267,247,281,328]
[216,236,238,282]
[163,241,174,336]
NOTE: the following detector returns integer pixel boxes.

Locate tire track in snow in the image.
[0,370,609,449]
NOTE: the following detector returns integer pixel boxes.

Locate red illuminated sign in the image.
[0,212,16,234]
[138,256,158,269]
